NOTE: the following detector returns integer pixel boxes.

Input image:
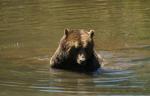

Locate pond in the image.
[0,0,150,95]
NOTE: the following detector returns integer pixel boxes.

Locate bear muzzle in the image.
[77,54,86,64]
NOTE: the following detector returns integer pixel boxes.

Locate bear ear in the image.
[89,30,95,38]
[64,28,70,37]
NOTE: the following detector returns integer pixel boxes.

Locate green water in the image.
[0,0,150,95]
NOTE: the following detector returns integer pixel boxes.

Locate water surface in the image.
[0,0,150,95]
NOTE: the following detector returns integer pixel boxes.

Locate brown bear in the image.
[50,29,103,73]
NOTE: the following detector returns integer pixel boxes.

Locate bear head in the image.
[60,29,95,65]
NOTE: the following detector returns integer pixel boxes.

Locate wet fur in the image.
[50,29,103,73]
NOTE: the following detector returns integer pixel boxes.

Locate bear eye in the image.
[84,43,93,50]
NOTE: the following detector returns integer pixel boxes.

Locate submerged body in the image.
[50,29,103,73]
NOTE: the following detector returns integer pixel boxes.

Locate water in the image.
[0,0,150,95]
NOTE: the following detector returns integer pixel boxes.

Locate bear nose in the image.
[77,54,86,64]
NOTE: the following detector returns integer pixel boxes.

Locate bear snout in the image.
[77,54,86,64]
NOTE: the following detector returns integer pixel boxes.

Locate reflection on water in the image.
[0,0,150,95]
